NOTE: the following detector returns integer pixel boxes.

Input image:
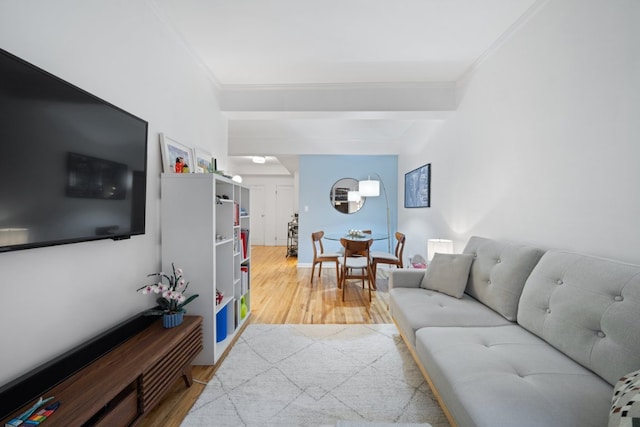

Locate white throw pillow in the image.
[420,253,474,298]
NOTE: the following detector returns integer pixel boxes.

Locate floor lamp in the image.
[358,174,391,253]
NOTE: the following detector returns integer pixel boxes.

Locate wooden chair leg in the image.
[310,262,316,284]
[363,266,371,302]
[371,261,377,290]
[342,268,346,301]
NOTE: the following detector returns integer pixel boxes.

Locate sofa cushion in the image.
[420,253,474,298]
[415,325,612,427]
[463,236,544,321]
[518,250,640,386]
[608,369,640,427]
[388,287,511,347]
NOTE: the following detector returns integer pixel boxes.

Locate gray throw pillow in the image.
[421,253,474,298]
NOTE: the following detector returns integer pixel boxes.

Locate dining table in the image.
[323,232,388,241]
[323,232,388,291]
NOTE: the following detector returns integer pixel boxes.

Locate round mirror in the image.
[330,178,365,214]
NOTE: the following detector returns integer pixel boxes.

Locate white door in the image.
[250,185,265,245]
[275,185,294,246]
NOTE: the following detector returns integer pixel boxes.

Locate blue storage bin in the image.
[216,304,228,342]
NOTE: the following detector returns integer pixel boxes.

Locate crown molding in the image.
[146,0,222,91]
[457,0,551,87]
[220,81,456,92]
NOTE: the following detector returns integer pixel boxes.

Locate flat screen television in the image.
[0,48,148,252]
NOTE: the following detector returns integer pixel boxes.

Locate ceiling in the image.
[151,0,541,175]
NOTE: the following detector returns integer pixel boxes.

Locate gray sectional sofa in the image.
[388,236,640,427]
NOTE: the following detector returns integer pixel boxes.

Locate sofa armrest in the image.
[389,269,425,289]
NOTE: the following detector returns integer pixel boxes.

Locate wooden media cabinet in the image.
[1,315,203,427]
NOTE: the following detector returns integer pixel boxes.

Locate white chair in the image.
[338,238,374,301]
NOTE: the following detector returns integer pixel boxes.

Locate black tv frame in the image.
[0,47,149,253]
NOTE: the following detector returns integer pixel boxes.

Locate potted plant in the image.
[137,263,199,328]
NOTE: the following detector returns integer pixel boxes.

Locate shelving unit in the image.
[161,173,250,365]
[286,217,298,257]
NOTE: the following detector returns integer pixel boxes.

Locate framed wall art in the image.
[160,133,194,173]
[404,163,431,208]
[194,148,214,173]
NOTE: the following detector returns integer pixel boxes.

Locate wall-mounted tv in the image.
[0,48,148,252]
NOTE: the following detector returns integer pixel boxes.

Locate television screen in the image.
[0,48,148,252]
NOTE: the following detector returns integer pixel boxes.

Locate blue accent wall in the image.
[298,155,398,263]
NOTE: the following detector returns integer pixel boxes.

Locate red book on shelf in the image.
[240,232,246,259]
[240,228,249,259]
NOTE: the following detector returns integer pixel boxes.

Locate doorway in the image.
[275,185,295,246]
[250,185,265,245]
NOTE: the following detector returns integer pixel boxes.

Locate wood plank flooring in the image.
[139,245,393,427]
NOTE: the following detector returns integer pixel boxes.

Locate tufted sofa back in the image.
[518,250,640,385]
[463,236,545,321]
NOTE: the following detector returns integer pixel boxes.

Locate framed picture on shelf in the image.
[160,133,194,173]
[194,148,214,173]
[404,163,431,208]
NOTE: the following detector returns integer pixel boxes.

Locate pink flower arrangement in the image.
[137,263,199,315]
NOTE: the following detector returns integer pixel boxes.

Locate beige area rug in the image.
[181,324,449,427]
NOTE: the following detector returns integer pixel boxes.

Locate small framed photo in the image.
[160,133,194,173]
[194,148,214,173]
[404,163,431,208]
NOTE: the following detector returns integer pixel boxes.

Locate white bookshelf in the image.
[160,173,250,365]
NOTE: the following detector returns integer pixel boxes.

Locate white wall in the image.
[241,175,296,246]
[0,1,227,385]
[397,122,447,262]
[297,155,399,263]
[399,0,640,265]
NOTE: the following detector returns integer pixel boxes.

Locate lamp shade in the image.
[427,239,453,262]
[359,179,380,197]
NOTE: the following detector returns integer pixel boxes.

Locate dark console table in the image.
[1,315,203,427]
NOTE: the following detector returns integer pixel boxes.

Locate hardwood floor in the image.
[139,245,393,427]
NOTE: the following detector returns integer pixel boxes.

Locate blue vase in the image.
[162,311,184,328]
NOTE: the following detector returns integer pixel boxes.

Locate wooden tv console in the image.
[1,315,203,427]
